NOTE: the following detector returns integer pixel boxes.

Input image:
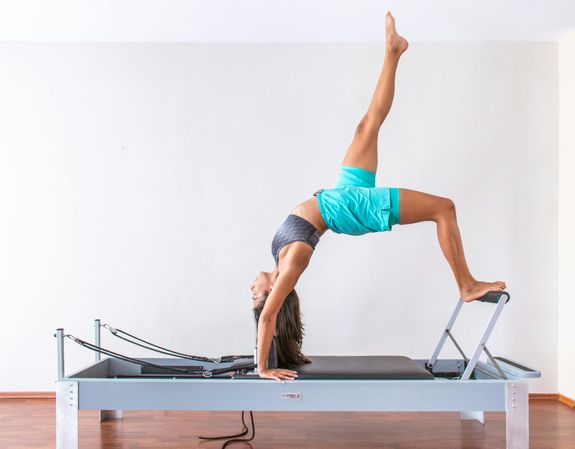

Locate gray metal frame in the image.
[56,311,538,449]
[427,295,509,379]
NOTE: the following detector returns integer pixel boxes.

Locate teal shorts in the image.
[316,166,400,235]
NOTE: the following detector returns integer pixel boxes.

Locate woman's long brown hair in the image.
[253,289,311,368]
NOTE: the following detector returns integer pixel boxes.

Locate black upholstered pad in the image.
[288,356,433,380]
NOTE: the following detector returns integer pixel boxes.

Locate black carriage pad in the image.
[287,356,433,380]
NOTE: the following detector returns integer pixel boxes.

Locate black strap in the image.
[66,335,197,374]
[65,334,254,378]
[102,324,251,363]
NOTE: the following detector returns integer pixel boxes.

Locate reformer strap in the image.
[101,323,251,363]
[65,334,255,378]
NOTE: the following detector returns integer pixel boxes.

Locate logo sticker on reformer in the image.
[281,392,302,401]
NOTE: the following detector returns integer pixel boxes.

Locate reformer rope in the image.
[65,334,255,377]
[101,323,251,363]
[66,334,201,374]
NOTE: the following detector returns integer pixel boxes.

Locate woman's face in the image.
[250,271,273,308]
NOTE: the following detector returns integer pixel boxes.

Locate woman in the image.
[251,12,506,382]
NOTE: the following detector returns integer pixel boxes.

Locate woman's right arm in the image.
[256,267,303,381]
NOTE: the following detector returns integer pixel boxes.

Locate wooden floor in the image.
[0,399,574,449]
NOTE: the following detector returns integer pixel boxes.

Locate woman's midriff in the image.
[291,197,328,235]
[275,198,326,264]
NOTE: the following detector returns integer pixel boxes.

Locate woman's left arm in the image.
[256,262,307,381]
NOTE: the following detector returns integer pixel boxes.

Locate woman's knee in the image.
[433,197,456,221]
[355,114,379,136]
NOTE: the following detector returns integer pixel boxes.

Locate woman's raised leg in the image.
[399,188,506,302]
[341,12,409,173]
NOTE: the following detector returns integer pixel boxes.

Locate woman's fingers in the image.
[260,368,299,382]
[273,371,297,381]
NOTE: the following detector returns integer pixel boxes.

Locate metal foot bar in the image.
[427,291,510,379]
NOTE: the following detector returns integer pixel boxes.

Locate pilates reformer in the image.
[55,291,540,449]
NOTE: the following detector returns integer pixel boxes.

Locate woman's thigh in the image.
[341,115,380,173]
[398,188,452,225]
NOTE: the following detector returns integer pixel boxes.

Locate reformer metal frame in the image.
[427,291,511,380]
[55,293,539,449]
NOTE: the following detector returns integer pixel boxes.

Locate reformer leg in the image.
[506,382,529,449]
[460,411,484,424]
[56,381,78,449]
[99,410,123,421]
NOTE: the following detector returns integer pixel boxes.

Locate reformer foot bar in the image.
[55,291,540,449]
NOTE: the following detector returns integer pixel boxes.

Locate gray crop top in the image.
[271,214,321,264]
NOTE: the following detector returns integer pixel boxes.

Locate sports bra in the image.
[271,214,321,264]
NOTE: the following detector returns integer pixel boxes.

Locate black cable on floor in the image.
[198,411,255,448]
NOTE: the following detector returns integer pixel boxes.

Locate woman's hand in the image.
[258,368,298,382]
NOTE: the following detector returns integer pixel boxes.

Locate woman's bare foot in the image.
[386,11,409,56]
[460,280,507,303]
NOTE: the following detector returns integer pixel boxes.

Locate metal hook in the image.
[103,323,118,334]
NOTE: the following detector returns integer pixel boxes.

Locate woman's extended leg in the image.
[399,188,506,302]
[341,12,408,173]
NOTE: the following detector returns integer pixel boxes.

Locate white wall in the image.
[558,32,575,400]
[0,42,557,392]
[0,0,574,42]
